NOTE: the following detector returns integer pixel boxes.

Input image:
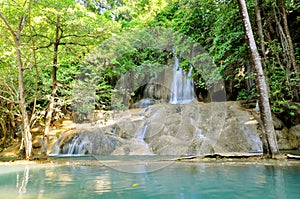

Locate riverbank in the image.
[1,152,300,167]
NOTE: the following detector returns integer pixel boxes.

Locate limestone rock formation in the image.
[52,101,280,156]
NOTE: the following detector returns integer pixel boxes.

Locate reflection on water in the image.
[16,166,30,194]
[0,162,300,199]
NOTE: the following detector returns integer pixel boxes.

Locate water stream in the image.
[66,135,92,155]
[169,54,195,104]
[136,125,148,143]
[131,125,154,155]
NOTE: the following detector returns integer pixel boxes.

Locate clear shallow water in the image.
[0,162,300,199]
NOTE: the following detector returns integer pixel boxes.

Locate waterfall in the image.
[169,54,195,104]
[66,135,92,155]
[131,124,153,155]
[50,134,92,156]
[136,124,148,143]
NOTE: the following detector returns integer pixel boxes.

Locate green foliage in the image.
[153,0,245,93]
[1,0,299,138]
[237,88,257,101]
[83,27,175,109]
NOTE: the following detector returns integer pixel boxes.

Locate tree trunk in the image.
[279,0,298,75]
[278,0,299,101]
[0,11,33,160]
[42,15,60,158]
[238,0,279,158]
[16,39,33,160]
[255,0,267,67]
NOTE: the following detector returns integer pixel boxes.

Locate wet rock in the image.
[150,135,190,155]
[53,127,121,155]
[289,125,300,146]
[145,102,263,155]
[289,125,300,137]
[272,116,299,150]
[187,138,215,156]
[143,67,173,102]
[273,116,284,130]
[54,101,300,156]
[111,138,153,155]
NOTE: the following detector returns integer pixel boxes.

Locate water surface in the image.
[0,161,300,199]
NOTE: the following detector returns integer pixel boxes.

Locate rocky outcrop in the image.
[53,102,266,156]
[52,127,121,155]
[52,101,300,156]
[143,67,174,102]
[142,102,263,156]
[273,116,299,150]
[290,125,300,137]
[289,125,300,145]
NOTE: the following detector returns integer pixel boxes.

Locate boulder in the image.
[52,127,121,155]
[143,102,263,155]
[273,116,299,150]
[289,125,300,145]
[289,125,300,137]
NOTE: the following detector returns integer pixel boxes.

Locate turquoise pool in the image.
[0,160,300,199]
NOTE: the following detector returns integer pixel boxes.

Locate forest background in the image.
[0,0,299,158]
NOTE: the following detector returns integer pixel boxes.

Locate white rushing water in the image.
[67,135,92,155]
[136,124,148,143]
[169,54,195,104]
[131,124,153,155]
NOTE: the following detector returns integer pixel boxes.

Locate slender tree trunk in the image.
[16,39,33,160]
[0,11,33,160]
[42,15,60,158]
[238,0,279,158]
[279,0,298,75]
[278,0,299,100]
[255,0,267,66]
[28,3,39,127]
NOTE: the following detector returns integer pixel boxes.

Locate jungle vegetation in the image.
[0,0,299,159]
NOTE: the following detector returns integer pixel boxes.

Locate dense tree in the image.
[238,0,279,158]
[0,1,33,159]
[0,0,118,158]
[28,0,115,158]
[0,0,299,159]
[154,0,299,125]
[253,0,299,126]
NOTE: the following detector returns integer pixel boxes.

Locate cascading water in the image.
[66,135,92,155]
[131,124,153,155]
[50,133,93,156]
[136,124,148,143]
[169,53,196,104]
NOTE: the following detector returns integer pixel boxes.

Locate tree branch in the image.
[34,42,53,50]
[0,12,16,37]
[61,33,100,39]
[30,33,52,40]
[59,42,89,46]
[0,95,19,104]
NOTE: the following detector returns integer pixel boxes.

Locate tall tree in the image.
[41,13,59,159]
[30,1,116,158]
[255,0,267,67]
[277,0,299,101]
[237,0,279,158]
[0,2,33,159]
